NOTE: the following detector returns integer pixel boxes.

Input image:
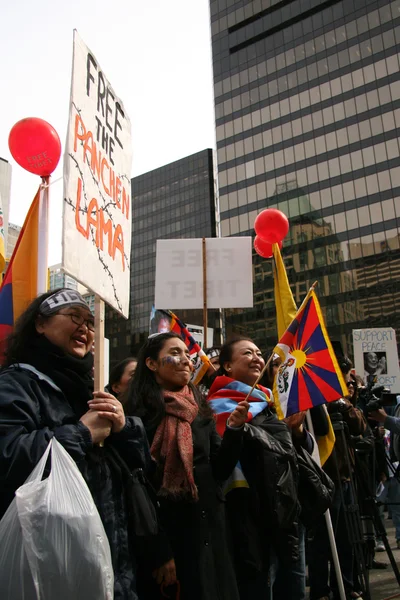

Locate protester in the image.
[125,332,247,600]
[0,289,154,599]
[308,360,367,600]
[106,356,137,399]
[368,402,400,548]
[208,336,300,600]
[261,351,317,600]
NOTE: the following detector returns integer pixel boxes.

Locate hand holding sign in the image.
[8,118,61,177]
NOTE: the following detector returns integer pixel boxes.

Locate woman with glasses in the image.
[0,288,159,599]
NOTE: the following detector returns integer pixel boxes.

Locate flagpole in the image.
[37,177,49,293]
[243,358,270,402]
[305,411,346,600]
[202,237,208,349]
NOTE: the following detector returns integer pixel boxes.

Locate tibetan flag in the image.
[273,287,348,420]
[272,243,297,338]
[0,188,40,357]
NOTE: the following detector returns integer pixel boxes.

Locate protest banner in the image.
[154,237,253,309]
[63,30,132,318]
[353,327,400,392]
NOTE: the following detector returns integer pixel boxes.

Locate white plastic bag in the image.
[0,438,114,599]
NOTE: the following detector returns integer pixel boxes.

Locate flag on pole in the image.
[0,193,6,275]
[273,287,348,420]
[272,243,336,465]
[272,243,297,338]
[149,308,211,385]
[0,187,41,357]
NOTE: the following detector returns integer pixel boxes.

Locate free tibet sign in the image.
[63,30,132,317]
[154,238,253,309]
[353,328,400,392]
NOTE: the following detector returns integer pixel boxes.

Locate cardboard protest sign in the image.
[63,30,132,317]
[154,237,253,309]
[353,327,400,393]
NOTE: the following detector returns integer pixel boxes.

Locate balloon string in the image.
[40,176,63,189]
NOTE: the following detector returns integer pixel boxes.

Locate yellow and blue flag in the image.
[272,242,297,337]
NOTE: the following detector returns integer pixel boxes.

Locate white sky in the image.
[0,0,216,264]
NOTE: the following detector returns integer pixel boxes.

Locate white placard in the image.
[353,328,400,393]
[186,324,214,348]
[63,30,132,317]
[155,238,253,309]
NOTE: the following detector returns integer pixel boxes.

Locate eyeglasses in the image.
[59,313,95,332]
[347,382,356,388]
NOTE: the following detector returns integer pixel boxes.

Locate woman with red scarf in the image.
[208,336,300,600]
[125,332,248,600]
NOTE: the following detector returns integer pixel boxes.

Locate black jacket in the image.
[225,407,300,586]
[0,364,150,600]
[138,414,242,600]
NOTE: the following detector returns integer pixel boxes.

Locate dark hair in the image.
[339,355,353,375]
[3,289,60,368]
[125,332,212,426]
[108,357,137,392]
[217,335,255,377]
[347,372,358,406]
[259,350,277,389]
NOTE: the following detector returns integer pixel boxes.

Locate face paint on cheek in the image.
[161,356,182,366]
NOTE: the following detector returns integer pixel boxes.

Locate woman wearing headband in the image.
[0,288,158,599]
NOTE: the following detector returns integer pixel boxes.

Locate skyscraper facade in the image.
[210,0,400,354]
[105,149,218,365]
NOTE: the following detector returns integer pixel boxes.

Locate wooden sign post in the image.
[94,295,105,391]
[202,237,208,349]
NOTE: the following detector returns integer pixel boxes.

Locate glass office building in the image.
[210,0,400,354]
[105,149,218,365]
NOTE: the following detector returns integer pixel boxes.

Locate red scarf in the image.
[151,386,199,500]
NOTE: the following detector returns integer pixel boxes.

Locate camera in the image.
[359,382,397,413]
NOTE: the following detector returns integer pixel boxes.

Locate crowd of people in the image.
[0,288,399,600]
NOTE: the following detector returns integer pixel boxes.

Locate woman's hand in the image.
[152,558,177,586]
[87,391,126,433]
[79,410,112,444]
[227,400,250,428]
[284,411,306,438]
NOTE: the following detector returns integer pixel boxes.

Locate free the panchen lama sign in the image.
[63,30,132,317]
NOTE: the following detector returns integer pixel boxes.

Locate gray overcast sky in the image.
[0,0,215,263]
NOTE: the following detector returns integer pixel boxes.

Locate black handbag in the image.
[296,444,335,527]
[107,446,159,537]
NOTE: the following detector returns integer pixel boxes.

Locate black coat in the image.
[139,415,242,600]
[0,364,150,600]
[225,408,300,588]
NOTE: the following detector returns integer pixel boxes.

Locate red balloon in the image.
[254,236,282,258]
[8,118,61,177]
[254,208,289,243]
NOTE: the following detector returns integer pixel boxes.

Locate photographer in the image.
[368,406,400,436]
[308,359,367,600]
[367,399,400,550]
